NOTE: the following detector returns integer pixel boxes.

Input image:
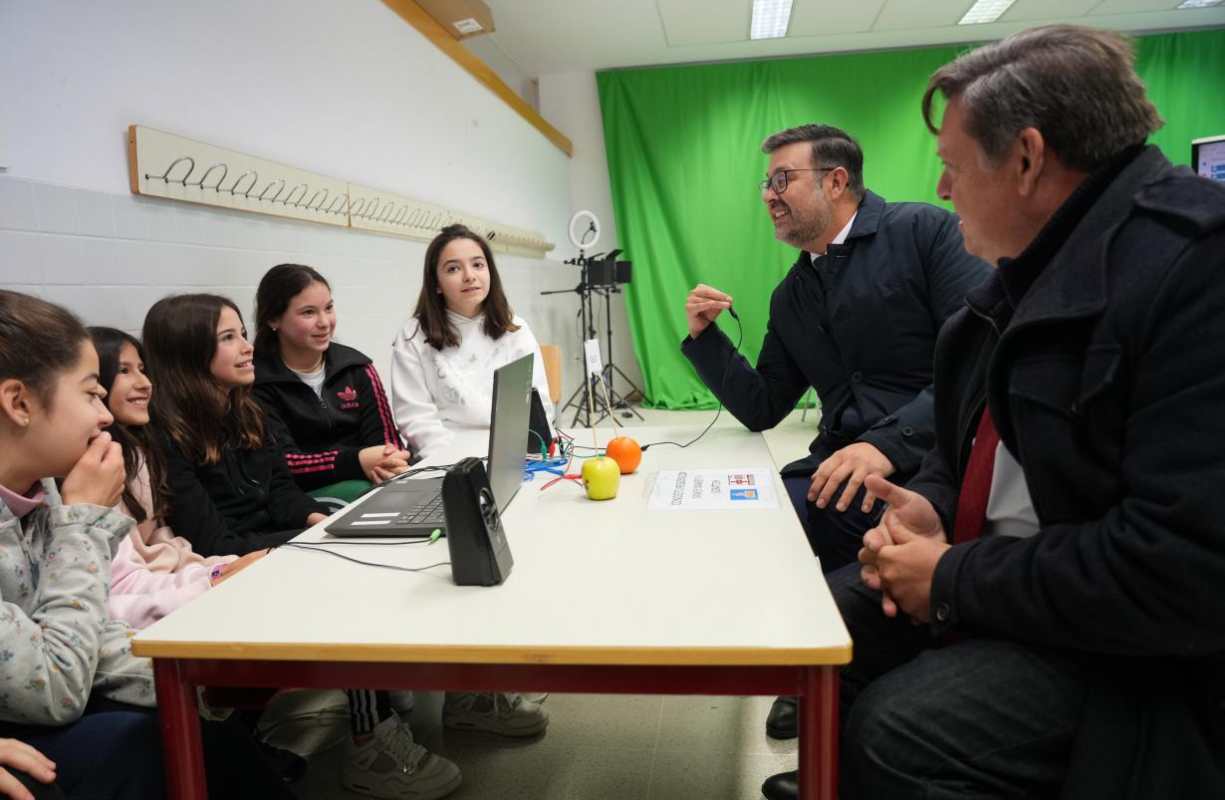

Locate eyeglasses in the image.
[760,167,834,195]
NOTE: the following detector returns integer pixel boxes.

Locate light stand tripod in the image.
[597,279,645,410]
[541,251,644,428]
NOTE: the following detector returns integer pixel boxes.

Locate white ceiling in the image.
[476,0,1225,76]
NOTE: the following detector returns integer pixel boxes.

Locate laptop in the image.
[324,353,534,537]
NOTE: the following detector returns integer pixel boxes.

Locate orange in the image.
[605,436,642,474]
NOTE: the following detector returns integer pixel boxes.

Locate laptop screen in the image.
[487,353,534,513]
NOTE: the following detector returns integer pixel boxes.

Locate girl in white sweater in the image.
[390,224,553,458]
[388,226,552,742]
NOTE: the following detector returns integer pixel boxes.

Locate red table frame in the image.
[153,658,839,799]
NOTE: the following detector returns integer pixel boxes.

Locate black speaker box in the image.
[527,388,553,455]
[442,457,513,586]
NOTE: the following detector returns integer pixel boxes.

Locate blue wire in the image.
[523,455,572,481]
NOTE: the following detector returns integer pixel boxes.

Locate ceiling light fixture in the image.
[750,0,793,40]
[1177,0,1224,9]
[958,0,1018,25]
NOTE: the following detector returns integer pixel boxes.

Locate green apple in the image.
[581,456,621,501]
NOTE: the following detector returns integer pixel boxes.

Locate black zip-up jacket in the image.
[911,147,1225,797]
[253,343,402,491]
[682,190,991,479]
[163,432,331,557]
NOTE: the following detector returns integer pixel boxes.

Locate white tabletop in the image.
[134,426,851,666]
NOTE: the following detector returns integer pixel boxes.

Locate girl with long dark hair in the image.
[141,294,461,800]
[390,224,554,458]
[141,293,331,555]
[89,327,264,630]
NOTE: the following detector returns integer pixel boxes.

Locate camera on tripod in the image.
[580,250,633,288]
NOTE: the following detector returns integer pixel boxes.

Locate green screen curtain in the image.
[597,28,1225,409]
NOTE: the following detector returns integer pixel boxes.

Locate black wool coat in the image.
[683,191,991,478]
[910,146,1225,798]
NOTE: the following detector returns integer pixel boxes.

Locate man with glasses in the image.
[681,124,989,739]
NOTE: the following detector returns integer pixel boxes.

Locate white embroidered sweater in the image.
[0,482,155,725]
[390,311,554,458]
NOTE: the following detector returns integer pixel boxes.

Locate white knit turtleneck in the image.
[389,310,554,458]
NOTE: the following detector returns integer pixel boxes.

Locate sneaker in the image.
[389,690,415,717]
[342,714,461,800]
[442,692,549,737]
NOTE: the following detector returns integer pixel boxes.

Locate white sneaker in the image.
[342,714,461,800]
[389,690,415,717]
[442,692,549,737]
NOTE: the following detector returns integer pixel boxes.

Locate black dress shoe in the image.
[761,769,798,800]
[257,740,308,785]
[766,695,798,739]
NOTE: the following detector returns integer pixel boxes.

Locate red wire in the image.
[540,442,583,491]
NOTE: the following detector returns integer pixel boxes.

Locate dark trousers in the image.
[827,564,1086,799]
[783,474,882,572]
[2,699,295,800]
[0,706,161,800]
[12,768,67,800]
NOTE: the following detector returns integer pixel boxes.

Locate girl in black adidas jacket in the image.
[252,264,411,492]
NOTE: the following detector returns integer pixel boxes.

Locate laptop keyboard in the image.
[395,492,446,524]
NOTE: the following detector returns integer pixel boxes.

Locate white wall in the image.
[463,36,536,110]
[538,70,645,399]
[0,0,587,388]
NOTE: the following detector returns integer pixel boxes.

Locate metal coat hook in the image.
[376,201,397,223]
[283,183,308,207]
[229,170,258,198]
[390,206,409,225]
[325,195,348,216]
[146,156,196,186]
[349,197,370,218]
[195,163,229,192]
[306,188,328,211]
[257,179,286,203]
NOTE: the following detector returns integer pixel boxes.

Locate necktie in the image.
[952,406,1000,545]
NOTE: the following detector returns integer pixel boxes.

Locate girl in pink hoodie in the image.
[90,327,265,629]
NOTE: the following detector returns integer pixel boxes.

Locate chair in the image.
[539,344,563,405]
[800,387,818,421]
[309,479,372,513]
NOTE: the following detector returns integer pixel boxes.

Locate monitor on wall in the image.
[1192,135,1225,183]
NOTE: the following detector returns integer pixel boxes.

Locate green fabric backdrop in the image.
[597,28,1225,409]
